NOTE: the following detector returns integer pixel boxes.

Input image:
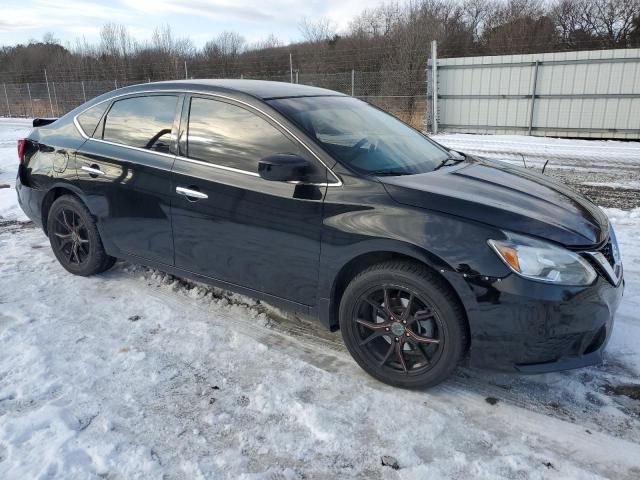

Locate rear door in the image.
[170,95,328,305]
[75,93,181,264]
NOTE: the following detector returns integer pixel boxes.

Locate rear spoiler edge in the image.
[32,118,58,127]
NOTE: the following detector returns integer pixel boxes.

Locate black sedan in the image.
[16,80,624,388]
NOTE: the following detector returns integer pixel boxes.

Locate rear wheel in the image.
[339,261,466,389]
[47,195,116,276]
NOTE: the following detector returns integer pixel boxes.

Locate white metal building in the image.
[429,48,640,139]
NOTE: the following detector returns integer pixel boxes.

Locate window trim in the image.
[73,89,342,187]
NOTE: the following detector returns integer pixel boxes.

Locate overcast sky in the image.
[0,0,389,48]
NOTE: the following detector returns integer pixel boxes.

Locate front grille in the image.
[599,240,615,267]
[583,235,622,286]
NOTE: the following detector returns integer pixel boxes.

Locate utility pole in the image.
[81,81,87,103]
[44,69,54,117]
[289,53,293,83]
[430,40,438,135]
[184,61,188,79]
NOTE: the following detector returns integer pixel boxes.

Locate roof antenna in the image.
[541,159,549,175]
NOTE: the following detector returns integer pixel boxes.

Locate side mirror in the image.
[258,153,315,182]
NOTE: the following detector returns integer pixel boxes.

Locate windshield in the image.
[268,96,452,175]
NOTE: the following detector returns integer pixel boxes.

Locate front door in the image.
[170,95,328,305]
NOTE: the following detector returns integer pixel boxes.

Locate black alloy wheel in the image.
[354,285,444,374]
[47,195,116,276]
[52,207,90,266]
[340,261,467,388]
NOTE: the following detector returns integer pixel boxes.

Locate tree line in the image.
[0,0,638,86]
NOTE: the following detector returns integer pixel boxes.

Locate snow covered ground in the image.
[1,119,640,478]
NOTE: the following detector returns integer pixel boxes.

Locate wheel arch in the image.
[41,184,90,236]
[325,246,470,351]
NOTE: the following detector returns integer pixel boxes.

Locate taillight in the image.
[17,138,26,163]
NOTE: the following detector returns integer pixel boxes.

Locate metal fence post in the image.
[52,82,59,117]
[3,83,10,117]
[81,81,87,103]
[431,41,438,134]
[44,69,54,117]
[528,60,540,136]
[26,83,34,118]
[289,53,293,83]
[351,69,355,96]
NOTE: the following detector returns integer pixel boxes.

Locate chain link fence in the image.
[0,70,427,129]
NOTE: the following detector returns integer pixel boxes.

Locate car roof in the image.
[126,79,346,101]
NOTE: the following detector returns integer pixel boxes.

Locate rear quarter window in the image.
[76,102,109,137]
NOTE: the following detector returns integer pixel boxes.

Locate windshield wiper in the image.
[369,169,412,176]
[433,157,465,171]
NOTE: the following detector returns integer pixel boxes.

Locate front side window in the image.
[268,96,452,175]
[186,97,303,172]
[102,95,178,153]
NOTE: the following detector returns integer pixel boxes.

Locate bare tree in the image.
[299,17,336,43]
[583,0,640,46]
[249,34,282,50]
[462,0,493,40]
[204,31,246,58]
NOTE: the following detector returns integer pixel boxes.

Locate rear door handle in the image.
[176,186,208,200]
[81,165,104,176]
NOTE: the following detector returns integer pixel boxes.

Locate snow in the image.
[1,120,640,478]
[0,118,30,222]
[432,133,640,164]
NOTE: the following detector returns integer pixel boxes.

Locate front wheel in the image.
[339,261,467,389]
[47,195,116,276]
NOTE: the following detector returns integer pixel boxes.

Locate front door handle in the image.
[81,165,105,176]
[176,186,208,200]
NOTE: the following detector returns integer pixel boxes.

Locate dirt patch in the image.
[604,384,640,401]
[0,220,34,232]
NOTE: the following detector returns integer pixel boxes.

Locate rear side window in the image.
[77,102,108,137]
[186,97,302,172]
[102,95,178,153]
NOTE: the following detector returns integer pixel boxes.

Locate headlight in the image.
[488,232,597,286]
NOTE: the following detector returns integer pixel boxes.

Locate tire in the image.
[46,195,116,276]
[339,260,467,389]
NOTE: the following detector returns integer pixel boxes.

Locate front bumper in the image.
[445,270,624,373]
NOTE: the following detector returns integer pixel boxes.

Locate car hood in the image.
[381,158,608,248]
